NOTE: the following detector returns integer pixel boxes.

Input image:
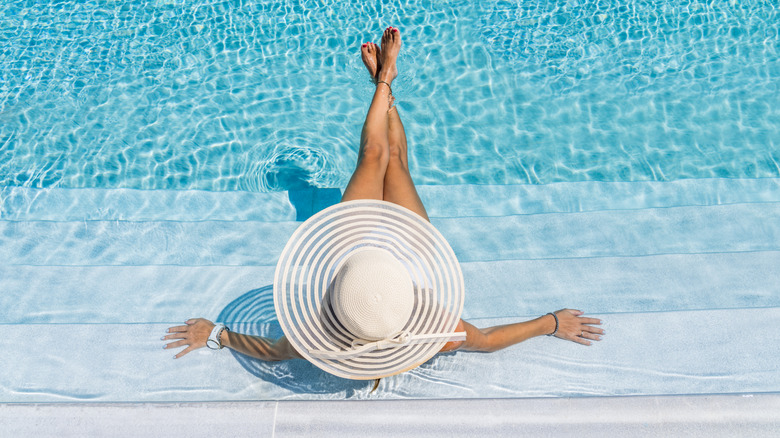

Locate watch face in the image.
[206,339,219,350]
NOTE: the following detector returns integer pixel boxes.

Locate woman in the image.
[163,27,603,367]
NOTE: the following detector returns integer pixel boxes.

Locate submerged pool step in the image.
[3,250,780,324]
[3,177,780,222]
[0,187,299,222]
[420,177,780,217]
[1,180,779,402]
[441,201,780,262]
[2,307,778,402]
[2,201,780,265]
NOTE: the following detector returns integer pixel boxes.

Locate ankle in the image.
[376,80,393,94]
[377,75,394,85]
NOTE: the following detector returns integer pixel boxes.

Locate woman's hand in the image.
[162,318,215,358]
[553,309,604,345]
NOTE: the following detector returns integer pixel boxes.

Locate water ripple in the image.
[1,0,778,190]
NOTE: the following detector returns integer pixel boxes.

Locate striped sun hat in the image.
[274,200,466,380]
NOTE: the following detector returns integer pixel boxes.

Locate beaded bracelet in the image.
[546,312,559,336]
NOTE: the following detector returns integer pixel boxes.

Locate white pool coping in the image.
[3,393,778,437]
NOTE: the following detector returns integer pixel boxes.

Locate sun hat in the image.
[274,199,466,380]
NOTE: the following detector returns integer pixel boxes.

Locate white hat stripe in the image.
[274,200,464,379]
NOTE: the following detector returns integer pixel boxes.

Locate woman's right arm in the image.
[223,330,302,361]
[163,318,301,361]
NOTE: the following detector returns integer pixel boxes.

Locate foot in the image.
[360,42,382,83]
[378,27,401,84]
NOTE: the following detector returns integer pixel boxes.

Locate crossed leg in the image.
[341,27,429,221]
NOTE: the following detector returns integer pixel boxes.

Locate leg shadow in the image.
[287,186,342,221]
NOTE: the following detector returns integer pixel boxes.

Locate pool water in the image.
[1,0,779,402]
[1,0,778,190]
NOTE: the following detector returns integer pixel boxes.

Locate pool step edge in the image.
[3,177,780,221]
[2,308,779,402]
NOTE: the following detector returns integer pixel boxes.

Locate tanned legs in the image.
[341,27,429,221]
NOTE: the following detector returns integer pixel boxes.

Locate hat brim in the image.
[274,200,465,380]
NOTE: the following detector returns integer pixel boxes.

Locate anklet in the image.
[377,80,392,94]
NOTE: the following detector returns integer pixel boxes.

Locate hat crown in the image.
[332,248,414,341]
[275,199,465,379]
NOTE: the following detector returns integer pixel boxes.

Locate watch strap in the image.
[206,323,228,350]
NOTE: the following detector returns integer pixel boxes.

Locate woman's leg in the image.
[343,28,429,220]
[341,28,399,202]
[383,105,429,220]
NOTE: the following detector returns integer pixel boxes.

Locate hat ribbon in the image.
[307,330,467,360]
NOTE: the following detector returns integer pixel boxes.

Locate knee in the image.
[387,143,409,171]
[358,142,389,168]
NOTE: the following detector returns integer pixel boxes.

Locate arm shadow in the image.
[217,285,371,396]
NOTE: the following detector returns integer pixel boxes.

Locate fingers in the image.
[174,346,195,359]
[167,324,190,333]
[571,336,592,346]
[574,321,604,343]
[168,318,209,333]
[557,330,594,345]
[583,325,605,335]
[163,340,189,349]
[164,319,212,358]
[558,309,602,327]
[162,332,187,341]
[162,335,194,359]
[581,318,602,326]
[163,335,201,359]
[552,309,605,346]
[579,330,602,342]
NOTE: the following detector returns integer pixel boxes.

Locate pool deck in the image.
[3,393,778,437]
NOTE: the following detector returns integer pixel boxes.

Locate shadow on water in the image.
[216,285,372,396]
[287,186,342,221]
[224,161,358,394]
[264,155,341,221]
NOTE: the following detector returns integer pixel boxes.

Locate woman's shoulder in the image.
[438,319,466,353]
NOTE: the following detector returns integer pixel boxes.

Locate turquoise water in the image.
[1,0,778,191]
[2,0,780,402]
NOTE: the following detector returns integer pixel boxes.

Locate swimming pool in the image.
[2,0,778,189]
[1,0,779,403]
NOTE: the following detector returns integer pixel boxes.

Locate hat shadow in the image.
[216,285,372,396]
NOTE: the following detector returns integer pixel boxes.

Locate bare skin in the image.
[440,309,603,353]
[341,27,429,220]
[163,27,604,362]
[164,318,301,360]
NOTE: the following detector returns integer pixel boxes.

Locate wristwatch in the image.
[206,323,229,350]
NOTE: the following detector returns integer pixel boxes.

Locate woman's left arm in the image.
[449,309,603,353]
